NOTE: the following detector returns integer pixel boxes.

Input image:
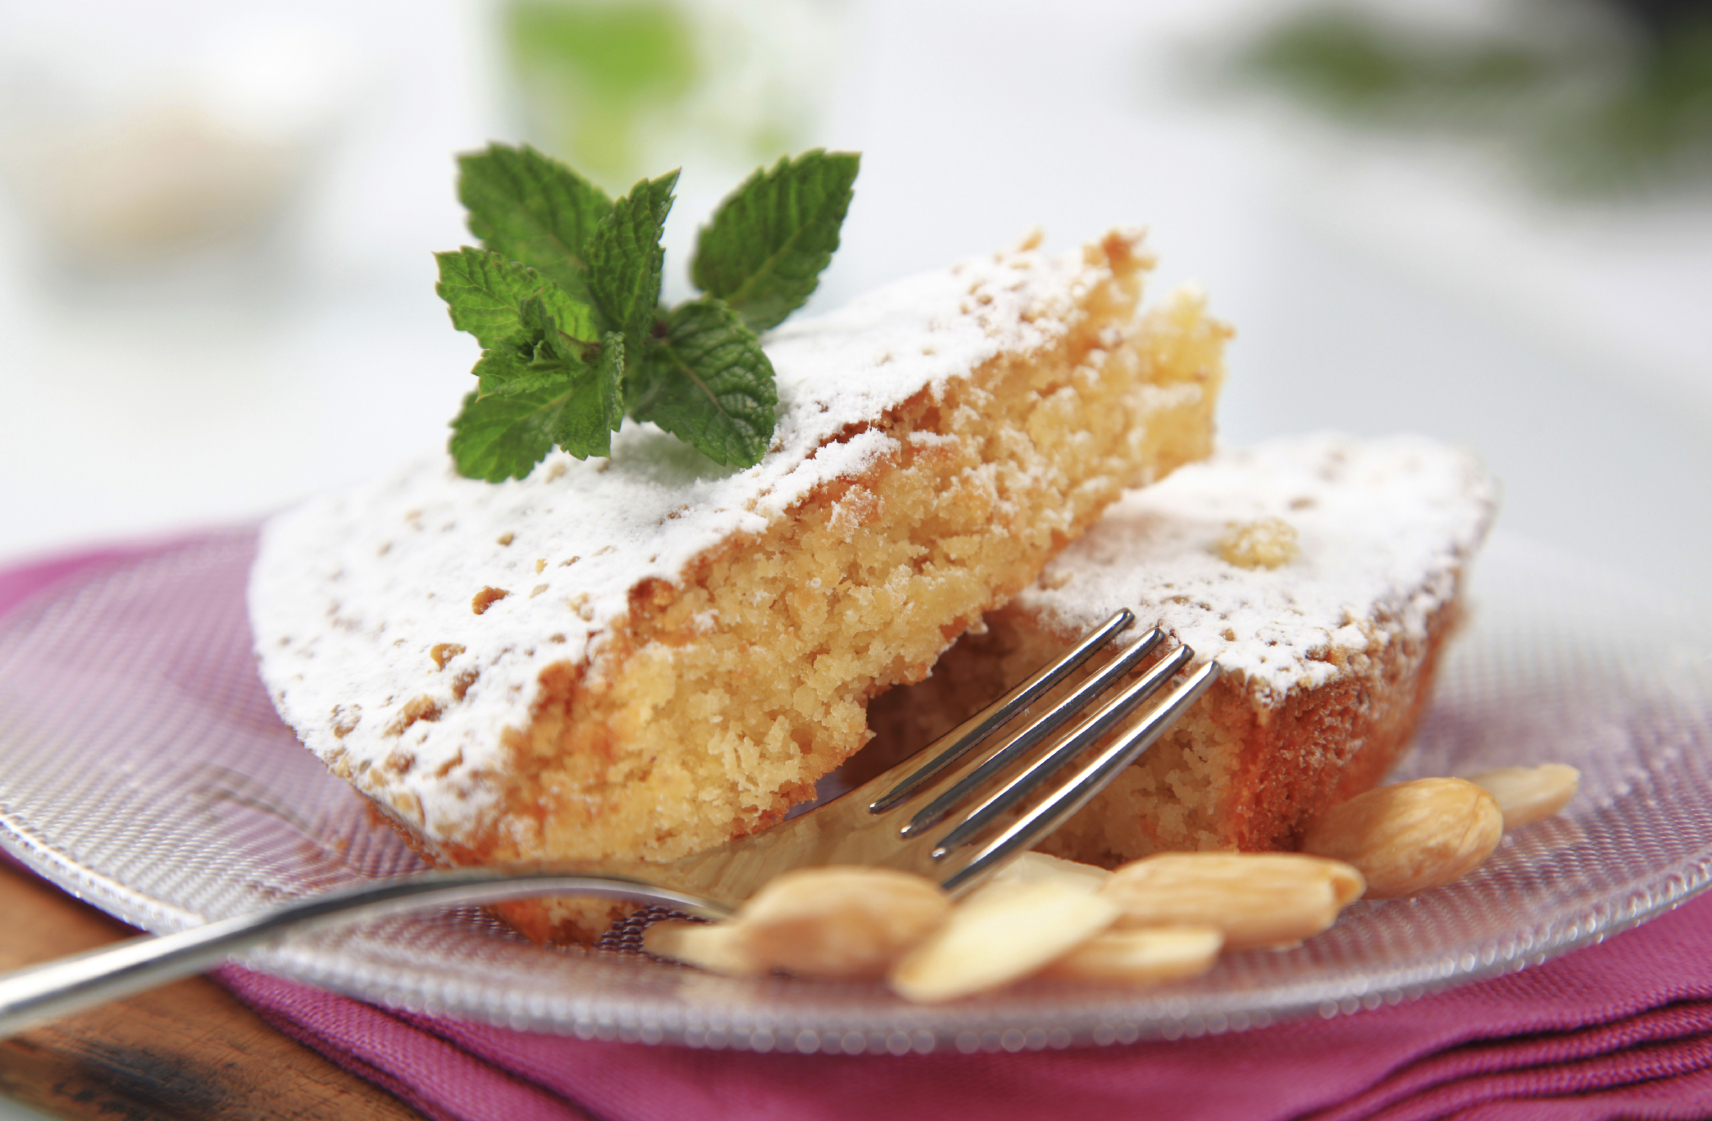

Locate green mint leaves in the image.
[437,247,599,348]
[457,144,611,305]
[438,144,859,481]
[692,150,859,332]
[629,298,781,466]
[585,169,677,371]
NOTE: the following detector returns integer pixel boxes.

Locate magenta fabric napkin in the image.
[7,541,1712,1121]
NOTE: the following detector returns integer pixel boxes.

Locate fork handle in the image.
[0,866,731,1039]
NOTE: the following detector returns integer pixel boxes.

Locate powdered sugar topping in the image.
[248,234,1138,846]
[1016,433,1497,699]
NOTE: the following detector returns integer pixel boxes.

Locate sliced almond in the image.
[889,880,1119,1003]
[731,866,952,979]
[985,851,1113,894]
[1099,852,1365,950]
[1301,777,1503,898]
[643,920,760,976]
[1040,925,1224,984]
[1467,764,1580,831]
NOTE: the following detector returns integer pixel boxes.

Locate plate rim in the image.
[3,528,1710,1053]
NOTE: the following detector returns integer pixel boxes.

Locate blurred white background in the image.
[0,0,1708,600]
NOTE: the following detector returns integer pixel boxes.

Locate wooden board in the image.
[0,864,420,1121]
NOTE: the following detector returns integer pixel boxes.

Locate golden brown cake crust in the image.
[472,280,1228,943]
[861,434,1495,868]
[1032,597,1460,863]
[252,231,1230,944]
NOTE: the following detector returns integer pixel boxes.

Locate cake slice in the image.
[864,433,1496,865]
[249,229,1228,942]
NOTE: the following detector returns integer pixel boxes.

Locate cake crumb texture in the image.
[863,433,1496,865]
[250,231,1228,941]
[1215,516,1300,569]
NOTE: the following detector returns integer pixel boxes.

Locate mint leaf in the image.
[439,148,857,480]
[436,247,598,350]
[628,298,777,467]
[458,144,612,305]
[586,169,678,366]
[449,330,623,479]
[522,315,626,453]
[594,330,627,437]
[690,150,858,332]
[518,293,601,368]
[472,345,533,395]
[509,302,624,456]
[449,383,563,482]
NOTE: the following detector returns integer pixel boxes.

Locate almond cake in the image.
[863,432,1496,866]
[249,229,1230,941]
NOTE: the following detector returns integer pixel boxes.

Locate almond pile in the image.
[644,763,1579,1002]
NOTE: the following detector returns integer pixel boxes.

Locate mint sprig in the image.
[438,142,859,480]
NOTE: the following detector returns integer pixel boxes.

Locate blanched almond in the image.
[1099,852,1365,950]
[1040,925,1224,984]
[985,851,1113,894]
[1467,764,1580,831]
[1301,777,1502,898]
[889,880,1119,1003]
[730,866,952,979]
[643,920,760,976]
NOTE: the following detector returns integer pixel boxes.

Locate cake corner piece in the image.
[865,432,1498,866]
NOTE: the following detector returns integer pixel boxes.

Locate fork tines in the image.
[869,610,1221,893]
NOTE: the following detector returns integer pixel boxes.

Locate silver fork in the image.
[0,609,1218,1037]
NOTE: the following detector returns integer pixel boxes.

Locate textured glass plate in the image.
[2,528,1710,1054]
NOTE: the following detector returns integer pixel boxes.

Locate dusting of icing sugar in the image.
[1015,433,1496,700]
[248,232,1139,846]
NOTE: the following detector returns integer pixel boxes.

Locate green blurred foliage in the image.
[1233,2,1712,194]
[505,0,700,188]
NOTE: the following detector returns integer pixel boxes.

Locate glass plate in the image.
[2,528,1710,1055]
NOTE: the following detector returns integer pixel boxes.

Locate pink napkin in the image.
[7,541,1712,1121]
